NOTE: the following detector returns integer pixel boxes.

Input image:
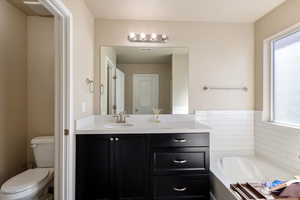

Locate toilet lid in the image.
[1,168,49,194]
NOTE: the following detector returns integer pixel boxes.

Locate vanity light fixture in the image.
[128,32,168,43]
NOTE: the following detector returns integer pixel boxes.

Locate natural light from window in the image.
[272,31,300,126]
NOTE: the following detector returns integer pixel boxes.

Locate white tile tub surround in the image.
[254,111,300,174]
[196,111,255,153]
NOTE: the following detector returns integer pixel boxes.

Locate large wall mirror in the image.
[100,46,189,115]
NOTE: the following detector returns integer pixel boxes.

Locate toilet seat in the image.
[0,168,53,200]
[1,169,49,194]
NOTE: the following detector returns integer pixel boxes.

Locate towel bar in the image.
[203,86,248,92]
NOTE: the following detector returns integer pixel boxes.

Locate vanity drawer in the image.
[153,175,209,199]
[153,149,209,173]
[150,133,209,147]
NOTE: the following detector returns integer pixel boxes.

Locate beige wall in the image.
[64,0,95,119]
[27,16,54,164]
[95,19,254,113]
[118,64,172,114]
[172,54,189,114]
[0,1,27,184]
[255,0,300,110]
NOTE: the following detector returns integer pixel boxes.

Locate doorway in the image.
[32,1,72,199]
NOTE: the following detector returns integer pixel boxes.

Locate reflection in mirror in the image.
[100,46,189,115]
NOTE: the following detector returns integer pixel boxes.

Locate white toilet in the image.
[0,136,54,200]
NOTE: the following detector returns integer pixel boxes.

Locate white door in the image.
[133,74,159,114]
[116,68,125,113]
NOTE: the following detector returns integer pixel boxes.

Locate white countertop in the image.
[75,114,211,134]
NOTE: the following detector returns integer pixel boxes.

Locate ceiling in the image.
[114,46,188,64]
[85,0,286,23]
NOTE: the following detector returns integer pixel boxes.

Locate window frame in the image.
[268,28,300,127]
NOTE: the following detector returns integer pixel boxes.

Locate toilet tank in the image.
[31,136,54,168]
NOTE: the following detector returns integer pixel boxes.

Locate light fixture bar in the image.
[128,33,168,43]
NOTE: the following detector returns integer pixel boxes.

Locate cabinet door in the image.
[115,135,148,200]
[76,135,114,200]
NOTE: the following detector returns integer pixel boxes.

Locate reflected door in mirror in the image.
[116,68,125,113]
[133,74,159,114]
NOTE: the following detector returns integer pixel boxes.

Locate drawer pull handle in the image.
[173,187,187,192]
[173,138,187,143]
[173,159,187,164]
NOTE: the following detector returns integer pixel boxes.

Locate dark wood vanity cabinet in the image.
[76,135,148,200]
[150,133,210,200]
[76,133,209,200]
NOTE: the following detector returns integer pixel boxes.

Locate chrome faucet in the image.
[113,111,129,123]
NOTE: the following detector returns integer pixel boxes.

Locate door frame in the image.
[132,74,159,114]
[100,56,116,114]
[40,1,72,200]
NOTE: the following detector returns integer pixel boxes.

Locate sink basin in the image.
[104,123,134,129]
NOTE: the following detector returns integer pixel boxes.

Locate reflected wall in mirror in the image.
[100,46,189,115]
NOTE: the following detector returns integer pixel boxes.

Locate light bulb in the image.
[129,32,136,40]
[162,34,168,40]
[151,33,157,40]
[140,33,146,40]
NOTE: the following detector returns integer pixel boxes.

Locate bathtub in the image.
[210,155,295,200]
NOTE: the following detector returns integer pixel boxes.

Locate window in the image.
[271,30,300,126]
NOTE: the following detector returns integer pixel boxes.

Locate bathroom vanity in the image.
[75,115,210,200]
